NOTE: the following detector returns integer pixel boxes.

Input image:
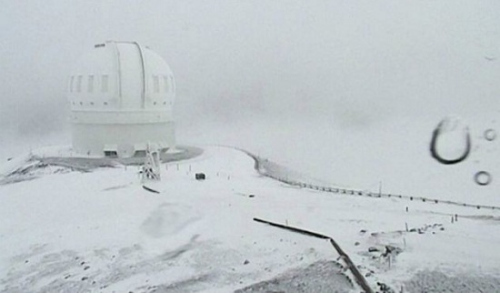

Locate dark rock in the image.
[382,245,403,258]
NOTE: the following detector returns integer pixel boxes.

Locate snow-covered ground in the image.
[180,113,500,209]
[1,146,500,292]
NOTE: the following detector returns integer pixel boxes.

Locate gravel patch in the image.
[234,260,353,293]
[403,270,500,293]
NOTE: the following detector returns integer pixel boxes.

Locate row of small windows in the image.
[70,75,109,93]
[69,75,174,94]
[71,100,170,106]
[152,75,175,94]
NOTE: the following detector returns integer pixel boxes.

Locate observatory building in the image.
[67,41,175,158]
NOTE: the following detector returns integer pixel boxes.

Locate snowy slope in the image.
[181,114,500,209]
[1,146,500,292]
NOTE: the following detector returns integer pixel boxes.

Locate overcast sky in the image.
[1,1,500,169]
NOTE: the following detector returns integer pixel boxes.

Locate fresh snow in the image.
[1,146,500,292]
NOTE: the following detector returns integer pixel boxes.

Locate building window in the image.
[101,75,109,92]
[77,75,83,92]
[88,75,94,93]
[163,76,169,92]
[169,76,175,92]
[70,76,75,92]
[153,75,160,93]
[104,150,118,158]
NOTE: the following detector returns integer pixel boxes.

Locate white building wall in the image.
[71,122,175,157]
[117,43,143,109]
[67,41,176,158]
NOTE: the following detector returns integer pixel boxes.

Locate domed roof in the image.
[67,41,175,111]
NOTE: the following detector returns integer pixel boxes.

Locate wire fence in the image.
[239,149,500,211]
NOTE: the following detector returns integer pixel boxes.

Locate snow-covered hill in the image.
[1,146,500,292]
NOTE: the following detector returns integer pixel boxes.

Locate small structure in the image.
[195,173,206,181]
[141,143,161,182]
[67,41,176,158]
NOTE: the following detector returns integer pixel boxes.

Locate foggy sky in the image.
[1,0,500,155]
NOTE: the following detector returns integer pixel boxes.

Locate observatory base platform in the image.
[0,146,203,185]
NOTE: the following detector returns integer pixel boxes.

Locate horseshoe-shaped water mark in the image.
[430,120,471,165]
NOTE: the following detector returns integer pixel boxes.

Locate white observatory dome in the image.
[67,41,175,158]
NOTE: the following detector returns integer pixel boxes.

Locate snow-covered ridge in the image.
[0,146,202,186]
[238,148,500,211]
[3,143,500,211]
[1,146,500,293]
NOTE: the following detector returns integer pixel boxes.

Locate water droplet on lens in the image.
[430,117,471,165]
[474,171,491,186]
[484,129,496,141]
